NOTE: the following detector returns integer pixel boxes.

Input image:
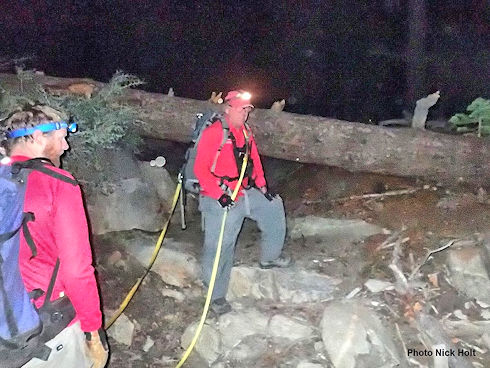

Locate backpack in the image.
[180,111,254,194]
[0,158,77,367]
[181,111,229,194]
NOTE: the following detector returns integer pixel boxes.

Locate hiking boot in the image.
[210,298,232,315]
[259,254,292,269]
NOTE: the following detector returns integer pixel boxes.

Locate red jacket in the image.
[9,156,102,332]
[194,120,266,200]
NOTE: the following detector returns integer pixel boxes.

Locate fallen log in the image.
[1,73,489,188]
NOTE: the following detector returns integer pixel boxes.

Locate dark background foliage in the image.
[0,0,488,122]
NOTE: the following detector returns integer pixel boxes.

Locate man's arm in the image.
[53,181,102,332]
[249,135,267,189]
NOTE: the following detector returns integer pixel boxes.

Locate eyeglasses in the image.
[6,121,78,139]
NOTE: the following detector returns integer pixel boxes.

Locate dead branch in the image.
[328,188,421,204]
[408,240,456,280]
[389,235,410,294]
[395,323,411,367]
[376,226,408,251]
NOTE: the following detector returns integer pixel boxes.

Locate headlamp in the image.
[238,91,252,100]
[6,121,78,139]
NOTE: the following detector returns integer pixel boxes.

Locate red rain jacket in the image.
[194,120,266,200]
[10,155,102,332]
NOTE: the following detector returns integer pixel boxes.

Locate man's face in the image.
[42,128,69,167]
[225,105,252,128]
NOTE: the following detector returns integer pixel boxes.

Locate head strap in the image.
[6,121,78,139]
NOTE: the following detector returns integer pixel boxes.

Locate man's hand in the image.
[85,329,109,368]
[260,187,277,201]
[218,193,234,209]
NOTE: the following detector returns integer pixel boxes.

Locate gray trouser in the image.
[22,321,93,368]
[199,187,286,301]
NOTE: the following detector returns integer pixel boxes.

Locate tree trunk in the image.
[1,73,489,189]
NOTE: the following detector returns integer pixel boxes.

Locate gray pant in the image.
[199,187,286,301]
[22,322,93,368]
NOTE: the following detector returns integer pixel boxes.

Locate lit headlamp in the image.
[237,91,252,100]
[6,121,78,139]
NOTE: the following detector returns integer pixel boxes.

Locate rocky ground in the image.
[92,152,490,368]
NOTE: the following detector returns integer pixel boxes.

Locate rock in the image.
[161,288,185,302]
[441,320,490,339]
[128,238,200,288]
[480,333,490,350]
[226,334,268,363]
[268,315,314,341]
[297,363,324,368]
[476,187,488,204]
[436,196,460,210]
[227,266,340,303]
[107,313,135,346]
[142,336,154,352]
[107,250,122,266]
[218,309,269,350]
[447,247,490,303]
[181,321,221,364]
[288,216,382,243]
[227,266,275,301]
[81,149,175,235]
[364,279,395,293]
[275,269,341,304]
[320,300,401,368]
[482,232,490,266]
[137,160,176,213]
[87,177,167,234]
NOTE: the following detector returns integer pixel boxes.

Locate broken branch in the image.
[409,240,456,280]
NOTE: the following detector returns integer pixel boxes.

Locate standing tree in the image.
[406,0,428,104]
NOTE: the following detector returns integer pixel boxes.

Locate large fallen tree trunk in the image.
[1,73,489,188]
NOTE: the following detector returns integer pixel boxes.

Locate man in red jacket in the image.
[0,105,108,367]
[194,90,291,315]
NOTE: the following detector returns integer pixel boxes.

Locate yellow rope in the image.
[176,134,249,367]
[105,181,182,329]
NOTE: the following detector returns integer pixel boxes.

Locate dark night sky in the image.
[0,0,488,122]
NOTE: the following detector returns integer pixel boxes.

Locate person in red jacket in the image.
[194,90,292,315]
[0,104,108,367]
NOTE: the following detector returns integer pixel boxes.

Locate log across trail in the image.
[1,73,488,188]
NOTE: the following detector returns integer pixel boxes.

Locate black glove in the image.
[263,190,277,201]
[218,193,234,208]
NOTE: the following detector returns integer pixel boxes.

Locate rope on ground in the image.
[105,181,182,329]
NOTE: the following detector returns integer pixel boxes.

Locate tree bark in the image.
[1,73,489,188]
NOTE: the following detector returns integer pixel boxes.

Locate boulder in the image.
[320,300,401,368]
[107,313,135,347]
[125,235,200,288]
[227,266,341,303]
[81,148,175,235]
[447,246,490,304]
[181,322,221,364]
[269,315,314,340]
[288,216,382,243]
[218,309,269,349]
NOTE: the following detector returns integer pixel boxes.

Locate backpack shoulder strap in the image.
[12,158,77,186]
[210,117,230,173]
[41,258,60,307]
